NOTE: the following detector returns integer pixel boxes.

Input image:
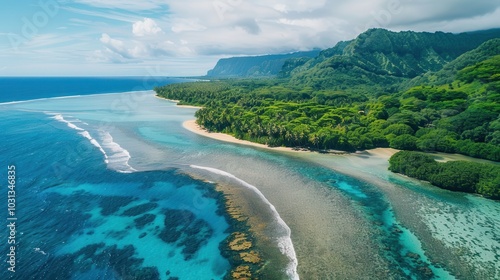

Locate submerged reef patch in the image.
[215,186,265,280]
[122,202,158,216]
[99,196,136,216]
[159,209,214,261]
[134,213,156,229]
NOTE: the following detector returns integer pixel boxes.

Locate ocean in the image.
[0,77,499,279]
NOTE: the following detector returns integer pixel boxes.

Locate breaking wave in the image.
[190,165,299,280]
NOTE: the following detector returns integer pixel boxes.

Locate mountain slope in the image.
[404,38,500,87]
[279,40,352,78]
[286,28,500,90]
[206,50,320,78]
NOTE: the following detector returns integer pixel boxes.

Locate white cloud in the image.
[156,1,350,56]
[100,33,130,58]
[272,0,327,12]
[171,19,207,33]
[156,0,500,57]
[390,6,500,33]
[273,4,287,13]
[73,0,167,11]
[133,18,163,36]
[97,33,191,63]
[8,0,500,76]
[63,7,139,23]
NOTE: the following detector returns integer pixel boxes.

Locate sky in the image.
[1,0,499,76]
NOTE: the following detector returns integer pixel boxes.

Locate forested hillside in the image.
[156,29,500,162]
[206,50,320,78]
[404,38,500,87]
[285,28,500,92]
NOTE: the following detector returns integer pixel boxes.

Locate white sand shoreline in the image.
[155,95,203,109]
[182,117,497,164]
[183,120,303,153]
[182,119,399,160]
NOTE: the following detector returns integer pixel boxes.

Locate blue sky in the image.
[1,0,500,76]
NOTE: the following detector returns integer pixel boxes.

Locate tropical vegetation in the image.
[155,29,500,162]
[389,151,500,199]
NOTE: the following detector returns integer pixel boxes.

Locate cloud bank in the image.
[3,0,500,75]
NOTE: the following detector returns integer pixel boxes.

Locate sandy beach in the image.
[182,117,488,165]
[155,96,203,109]
[177,104,203,109]
[183,119,307,153]
[360,147,399,160]
[183,119,398,159]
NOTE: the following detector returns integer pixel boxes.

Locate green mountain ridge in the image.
[206,50,321,78]
[404,38,500,88]
[286,28,500,91]
[279,40,352,78]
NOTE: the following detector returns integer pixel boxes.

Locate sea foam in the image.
[49,113,108,162]
[49,113,135,173]
[190,165,299,280]
[99,131,136,173]
[51,114,85,131]
[0,95,82,105]
[78,131,109,163]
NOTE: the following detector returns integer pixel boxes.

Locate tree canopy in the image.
[389,151,500,199]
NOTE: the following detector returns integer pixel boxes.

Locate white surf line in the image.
[0,95,82,105]
[190,165,299,280]
[0,90,152,105]
[78,131,109,163]
[48,113,109,163]
[51,114,85,131]
[48,113,137,173]
[99,131,137,173]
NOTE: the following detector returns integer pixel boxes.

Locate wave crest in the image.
[190,165,299,280]
[99,131,136,173]
[49,113,135,173]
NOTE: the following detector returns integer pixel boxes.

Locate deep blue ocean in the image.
[0,77,189,103]
[0,77,499,279]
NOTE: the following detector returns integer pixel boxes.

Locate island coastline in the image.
[183,119,310,153]
[183,119,398,159]
[156,96,203,109]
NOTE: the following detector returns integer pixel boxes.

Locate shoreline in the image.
[155,95,203,109]
[182,118,498,165]
[183,119,398,159]
[183,120,306,153]
[156,94,397,159]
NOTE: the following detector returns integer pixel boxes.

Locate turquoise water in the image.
[0,107,230,279]
[1,86,499,279]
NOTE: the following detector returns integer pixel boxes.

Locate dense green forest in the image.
[389,151,500,199]
[155,29,500,162]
